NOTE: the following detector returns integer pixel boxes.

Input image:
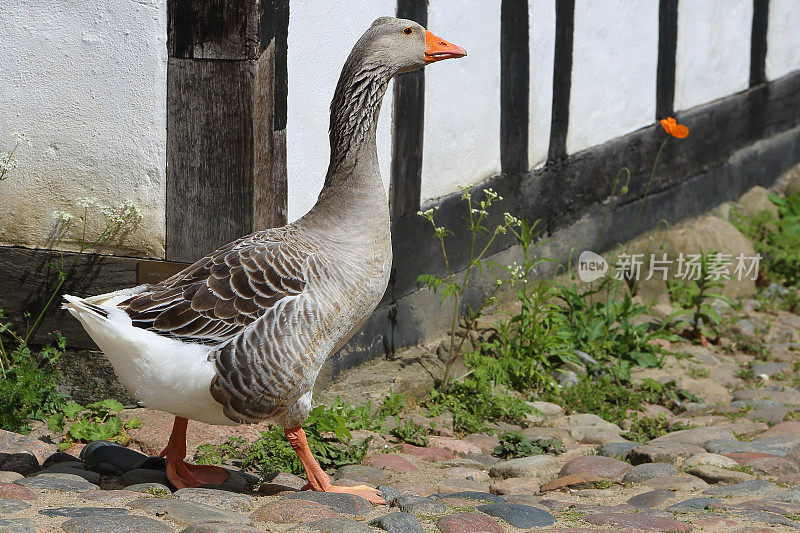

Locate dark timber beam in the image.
[390,0,427,219]
[750,0,769,87]
[656,0,678,119]
[547,0,574,163]
[500,0,529,174]
[166,0,289,262]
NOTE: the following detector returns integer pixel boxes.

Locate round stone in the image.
[251,499,336,524]
[622,463,678,483]
[436,512,504,533]
[559,456,632,480]
[174,487,253,512]
[368,511,423,533]
[475,503,556,528]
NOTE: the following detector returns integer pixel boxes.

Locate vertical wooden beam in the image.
[500,0,529,174]
[390,0,427,219]
[547,0,574,164]
[166,0,288,263]
[750,0,769,87]
[656,0,678,119]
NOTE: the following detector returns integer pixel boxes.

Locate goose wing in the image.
[120,229,312,346]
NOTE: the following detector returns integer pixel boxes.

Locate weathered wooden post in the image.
[166,0,289,262]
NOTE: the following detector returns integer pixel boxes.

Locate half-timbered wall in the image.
[2,1,800,375]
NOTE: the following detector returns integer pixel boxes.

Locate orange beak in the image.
[424,30,467,62]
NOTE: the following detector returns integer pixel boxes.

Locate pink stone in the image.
[725,452,775,463]
[398,443,453,462]
[251,499,336,524]
[0,482,36,500]
[0,430,54,464]
[428,437,482,457]
[365,453,419,473]
[436,512,504,533]
[489,477,540,495]
[464,434,500,454]
[583,512,691,532]
[559,456,632,481]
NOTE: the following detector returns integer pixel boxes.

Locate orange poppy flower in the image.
[659,117,689,139]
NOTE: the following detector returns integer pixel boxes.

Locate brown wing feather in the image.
[119,230,311,345]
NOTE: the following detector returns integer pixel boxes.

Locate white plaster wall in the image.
[567,0,658,155]
[421,0,501,203]
[0,0,167,258]
[286,1,395,222]
[674,0,752,112]
[766,0,800,81]
[528,0,555,169]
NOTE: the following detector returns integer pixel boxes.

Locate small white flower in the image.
[52,210,74,223]
[503,212,522,227]
[11,132,32,147]
[75,197,98,209]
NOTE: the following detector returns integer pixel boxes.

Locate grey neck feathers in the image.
[325,60,393,185]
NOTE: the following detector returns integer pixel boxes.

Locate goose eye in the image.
[403,27,413,35]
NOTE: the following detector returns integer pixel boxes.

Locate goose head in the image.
[355,17,467,74]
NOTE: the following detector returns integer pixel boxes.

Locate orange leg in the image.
[284,427,385,504]
[159,416,230,489]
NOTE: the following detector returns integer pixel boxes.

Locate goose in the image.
[63,17,465,504]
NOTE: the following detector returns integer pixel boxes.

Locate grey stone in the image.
[368,512,424,533]
[649,427,736,447]
[125,483,172,494]
[0,500,29,513]
[376,485,402,505]
[333,464,389,485]
[430,491,506,503]
[200,469,255,494]
[118,468,170,487]
[443,457,487,469]
[628,444,705,466]
[703,479,784,498]
[287,517,373,532]
[730,399,781,409]
[85,443,147,473]
[622,463,678,483]
[684,465,755,484]
[127,499,252,527]
[733,510,800,530]
[769,487,800,504]
[627,490,675,509]
[179,525,264,533]
[14,473,98,492]
[61,515,172,533]
[704,439,757,455]
[475,503,556,528]
[751,363,788,378]
[666,497,723,512]
[174,487,253,512]
[0,518,34,533]
[37,465,100,484]
[283,491,372,515]
[394,495,446,515]
[598,441,638,459]
[38,507,129,517]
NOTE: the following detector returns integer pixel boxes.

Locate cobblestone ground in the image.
[1,296,800,532]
